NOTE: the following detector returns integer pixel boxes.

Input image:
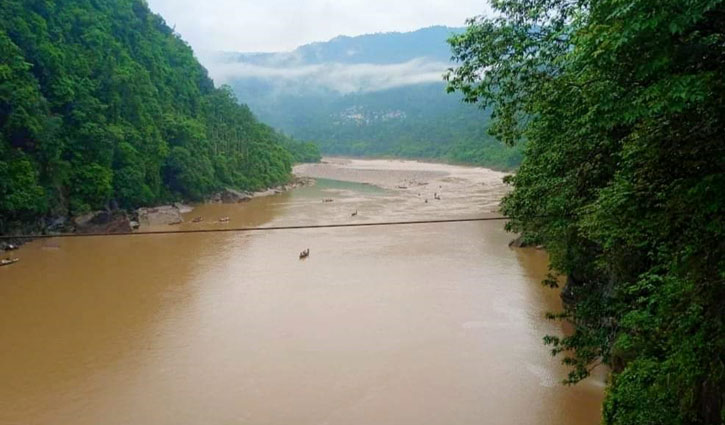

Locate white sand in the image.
[294,157,510,217]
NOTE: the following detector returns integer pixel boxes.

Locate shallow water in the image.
[0,159,603,425]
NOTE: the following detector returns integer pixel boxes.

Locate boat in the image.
[191,216,204,223]
[219,217,230,223]
[322,199,334,203]
[299,249,310,259]
[1,258,19,267]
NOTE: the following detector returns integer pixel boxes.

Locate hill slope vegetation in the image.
[0,0,318,232]
[216,26,522,169]
[447,1,725,423]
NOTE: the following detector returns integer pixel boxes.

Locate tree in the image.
[446,1,725,423]
[0,0,305,230]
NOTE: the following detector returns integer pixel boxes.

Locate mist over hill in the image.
[209,26,522,169]
[220,25,458,66]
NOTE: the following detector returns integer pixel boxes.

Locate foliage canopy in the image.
[0,0,319,231]
[447,0,725,423]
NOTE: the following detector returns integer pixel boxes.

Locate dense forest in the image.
[255,83,523,169]
[447,1,724,424]
[220,27,521,170]
[0,0,318,233]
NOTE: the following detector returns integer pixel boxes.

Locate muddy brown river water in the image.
[0,159,604,424]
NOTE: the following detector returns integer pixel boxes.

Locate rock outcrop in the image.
[219,188,253,204]
[252,176,316,197]
[0,241,21,251]
[173,203,193,213]
[508,235,531,248]
[288,176,315,190]
[45,216,69,233]
[209,178,315,203]
[73,210,133,234]
[137,205,184,226]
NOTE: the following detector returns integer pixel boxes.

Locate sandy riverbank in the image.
[294,157,511,217]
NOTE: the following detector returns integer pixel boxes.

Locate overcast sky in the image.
[145,0,491,54]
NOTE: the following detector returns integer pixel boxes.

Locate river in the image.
[0,158,604,424]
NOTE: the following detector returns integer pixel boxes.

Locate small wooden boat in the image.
[322,198,334,203]
[1,258,19,267]
[351,210,358,217]
[219,217,230,223]
[299,249,310,259]
[191,216,204,223]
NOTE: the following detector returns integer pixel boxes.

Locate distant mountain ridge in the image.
[210,26,522,170]
[209,26,463,95]
[217,26,463,66]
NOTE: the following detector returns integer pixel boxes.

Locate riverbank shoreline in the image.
[294,157,509,218]
[3,156,511,249]
[315,154,519,173]
[0,175,315,251]
[0,157,604,425]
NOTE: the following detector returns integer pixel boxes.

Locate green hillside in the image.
[0,0,317,232]
[218,27,521,170]
[448,1,725,423]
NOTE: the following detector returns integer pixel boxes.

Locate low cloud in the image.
[205,57,450,94]
[147,0,491,53]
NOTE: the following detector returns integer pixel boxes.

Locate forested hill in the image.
[212,27,522,170]
[0,0,318,232]
[448,1,725,423]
